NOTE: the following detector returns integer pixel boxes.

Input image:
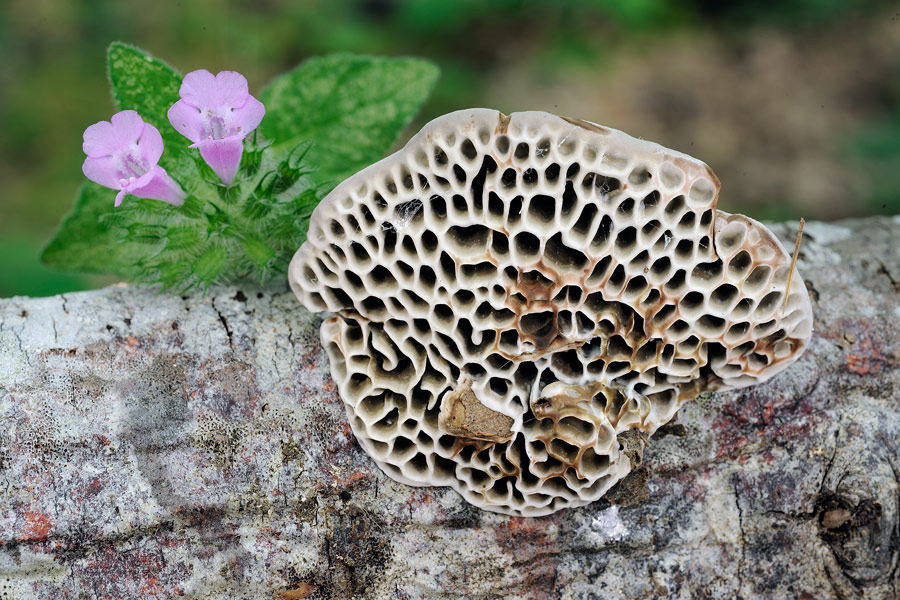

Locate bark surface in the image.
[1,217,899,599]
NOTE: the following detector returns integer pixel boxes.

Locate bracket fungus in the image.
[288,109,813,516]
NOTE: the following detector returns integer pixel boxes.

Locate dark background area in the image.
[2,0,899,297]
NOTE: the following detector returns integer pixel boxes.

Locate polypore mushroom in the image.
[288,109,813,516]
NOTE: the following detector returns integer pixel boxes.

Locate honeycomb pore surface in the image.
[289,109,813,516]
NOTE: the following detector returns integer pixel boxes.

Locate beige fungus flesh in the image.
[288,109,813,517]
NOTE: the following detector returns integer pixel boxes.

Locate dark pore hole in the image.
[544,232,589,272]
[460,138,477,160]
[515,142,530,160]
[527,194,556,223]
[447,224,491,253]
[515,232,541,257]
[520,311,556,338]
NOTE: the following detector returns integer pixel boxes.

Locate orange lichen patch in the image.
[329,466,372,489]
[405,488,436,509]
[20,511,53,541]
[274,584,318,600]
[289,109,813,516]
[494,514,561,600]
[845,336,887,375]
[139,577,165,597]
[711,382,820,460]
[86,477,103,494]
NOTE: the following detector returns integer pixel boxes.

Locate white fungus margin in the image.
[288,109,813,516]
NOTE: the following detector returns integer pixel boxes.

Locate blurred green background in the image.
[2,0,899,298]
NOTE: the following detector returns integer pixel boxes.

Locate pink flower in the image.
[82,110,186,207]
[167,70,265,185]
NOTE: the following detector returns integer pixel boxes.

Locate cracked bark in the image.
[211,296,235,353]
[732,477,748,597]
[1,216,899,599]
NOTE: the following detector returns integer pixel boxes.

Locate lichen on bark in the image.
[1,216,899,599]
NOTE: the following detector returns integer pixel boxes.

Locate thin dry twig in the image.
[783,217,805,315]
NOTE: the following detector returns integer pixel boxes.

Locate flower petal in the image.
[178,69,217,108]
[230,95,266,137]
[179,69,250,110]
[212,71,251,108]
[82,155,124,190]
[110,110,145,143]
[167,99,204,143]
[197,137,244,185]
[136,123,164,166]
[83,121,117,157]
[83,110,145,158]
[128,165,186,206]
[124,169,156,193]
[115,190,127,207]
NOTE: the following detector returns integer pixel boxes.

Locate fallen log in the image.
[1,216,898,599]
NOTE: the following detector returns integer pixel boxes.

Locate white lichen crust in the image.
[288,109,813,516]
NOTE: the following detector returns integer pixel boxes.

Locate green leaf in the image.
[179,194,206,219]
[242,194,273,221]
[40,182,136,277]
[107,42,185,166]
[164,226,202,251]
[0,236,93,298]
[259,54,439,184]
[42,43,188,277]
[238,234,276,269]
[44,49,438,292]
[192,244,228,284]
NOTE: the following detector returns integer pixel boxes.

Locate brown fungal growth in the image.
[439,376,514,442]
[288,109,813,516]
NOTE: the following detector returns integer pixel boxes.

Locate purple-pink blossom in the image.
[167,70,265,185]
[82,110,185,207]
